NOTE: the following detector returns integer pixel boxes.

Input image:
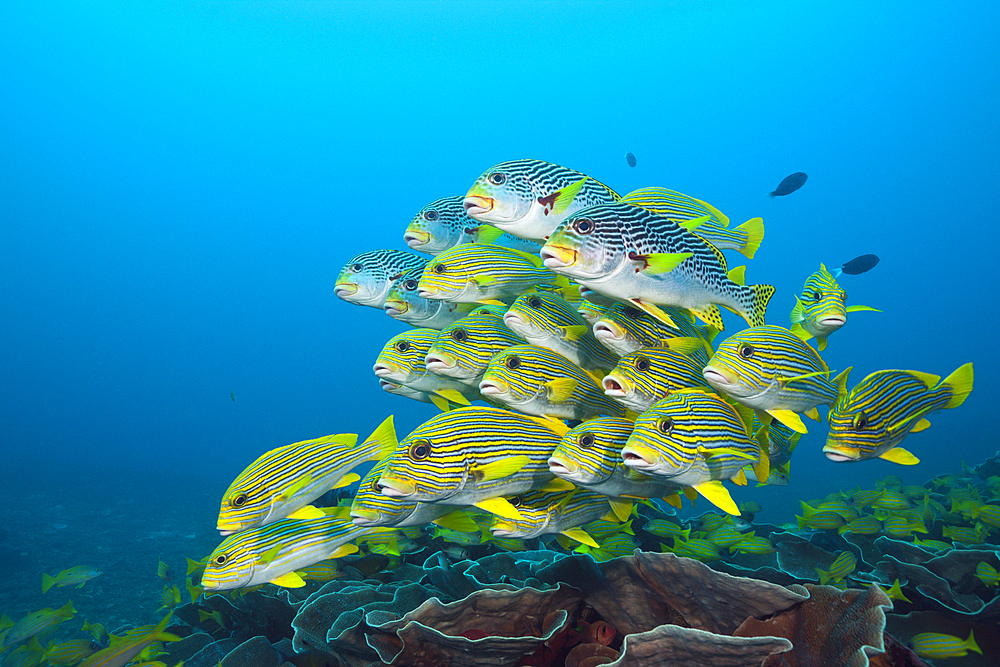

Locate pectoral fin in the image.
[434,389,472,406]
[627,299,678,328]
[287,505,325,520]
[560,528,599,548]
[663,492,683,509]
[270,572,306,588]
[678,214,711,231]
[608,499,633,522]
[278,474,313,501]
[476,455,530,481]
[552,176,589,215]
[664,336,706,355]
[332,473,361,489]
[878,447,920,465]
[471,274,497,288]
[429,394,451,412]
[258,544,282,565]
[474,496,524,520]
[727,265,746,286]
[845,304,880,313]
[545,377,578,403]
[561,325,590,342]
[767,409,808,434]
[732,469,748,486]
[693,481,739,515]
[803,407,820,422]
[637,252,693,275]
[327,543,360,559]
[432,510,480,533]
[540,477,576,493]
[473,225,505,244]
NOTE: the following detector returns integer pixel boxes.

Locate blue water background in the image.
[2,0,998,564]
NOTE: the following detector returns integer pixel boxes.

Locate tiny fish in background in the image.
[835,254,880,277]
[41,566,102,593]
[156,559,172,580]
[230,390,235,402]
[769,172,807,199]
[625,152,637,167]
[909,630,981,659]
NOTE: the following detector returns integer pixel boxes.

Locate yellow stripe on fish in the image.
[374,328,475,397]
[824,363,973,465]
[789,264,878,351]
[602,348,711,414]
[592,302,712,357]
[216,416,397,535]
[350,456,465,528]
[418,243,567,303]
[490,488,617,546]
[425,307,521,386]
[384,265,476,329]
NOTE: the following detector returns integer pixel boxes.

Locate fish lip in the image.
[200,579,219,590]
[384,300,408,316]
[335,283,358,297]
[463,195,494,216]
[424,355,455,372]
[478,380,505,396]
[540,245,577,269]
[217,528,238,536]
[417,288,437,299]
[547,457,580,476]
[823,447,858,462]
[502,312,526,330]
[592,322,622,341]
[378,379,399,391]
[378,478,416,497]
[403,231,430,248]
[602,375,627,396]
[350,510,379,526]
[620,446,655,469]
[819,316,846,326]
[373,364,395,378]
[702,366,736,387]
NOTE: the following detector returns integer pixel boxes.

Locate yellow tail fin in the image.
[734,217,765,259]
[942,362,974,409]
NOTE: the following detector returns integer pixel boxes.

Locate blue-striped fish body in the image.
[824,364,974,464]
[4,601,76,647]
[602,348,711,413]
[335,250,427,309]
[541,202,774,330]
[548,417,682,500]
[377,406,566,519]
[490,488,615,546]
[373,329,477,398]
[815,550,857,584]
[77,612,178,667]
[418,244,567,303]
[424,307,521,386]
[350,457,465,528]
[201,516,378,590]
[620,187,765,259]
[480,344,626,420]
[790,264,878,350]
[622,390,762,515]
[592,302,711,357]
[384,266,476,329]
[576,298,609,325]
[41,566,102,594]
[703,325,849,433]
[378,379,461,410]
[216,416,397,535]
[404,195,541,255]
[42,638,97,665]
[503,292,618,373]
[464,159,621,242]
[910,630,981,659]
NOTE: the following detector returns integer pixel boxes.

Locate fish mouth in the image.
[463,195,494,216]
[217,528,239,536]
[335,283,358,298]
[384,300,409,316]
[424,354,456,372]
[478,380,508,396]
[602,374,628,397]
[593,322,623,341]
[540,245,577,269]
[200,578,220,590]
[547,456,580,477]
[620,444,658,470]
[350,509,380,526]
[823,445,860,462]
[502,311,527,331]
[378,477,416,497]
[702,365,737,387]
[819,316,846,327]
[404,230,430,249]
[373,364,397,378]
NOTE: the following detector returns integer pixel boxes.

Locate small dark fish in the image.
[625,152,637,168]
[230,390,236,402]
[839,254,880,276]
[769,172,807,199]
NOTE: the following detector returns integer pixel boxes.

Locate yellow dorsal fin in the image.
[767,409,808,434]
[878,447,920,465]
[286,505,325,520]
[476,455,530,481]
[332,472,361,489]
[907,371,941,390]
[552,176,589,215]
[269,572,306,588]
[474,496,524,520]
[560,528,599,548]
[545,377,578,403]
[727,265,746,286]
[693,481,739,515]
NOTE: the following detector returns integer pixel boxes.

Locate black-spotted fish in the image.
[790,264,878,350]
[404,195,541,255]
[621,187,765,259]
[463,159,621,242]
[384,266,476,329]
[373,329,477,402]
[350,457,470,529]
[418,244,568,303]
[548,417,682,504]
[824,364,974,465]
[503,292,618,373]
[480,344,626,420]
[216,416,396,535]
[602,348,711,413]
[201,516,379,590]
[592,303,711,357]
[424,307,520,386]
[377,406,568,520]
[770,172,807,199]
[703,325,851,433]
[542,202,774,330]
[621,390,763,515]
[490,488,618,547]
[335,249,427,309]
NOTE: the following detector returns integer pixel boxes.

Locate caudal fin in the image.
[942,363,974,409]
[734,217,765,259]
[364,415,398,460]
[41,573,56,594]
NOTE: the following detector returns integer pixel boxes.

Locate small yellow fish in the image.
[42,566,103,593]
[878,579,911,603]
[156,559,173,581]
[975,561,999,587]
[197,609,225,629]
[5,600,76,645]
[78,612,179,667]
[910,629,981,659]
[158,585,181,610]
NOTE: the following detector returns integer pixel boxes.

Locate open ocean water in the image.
[2,1,999,665]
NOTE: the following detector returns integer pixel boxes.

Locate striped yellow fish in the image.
[216,416,396,535]
[42,638,98,665]
[592,302,712,357]
[424,306,520,386]
[41,566,102,594]
[335,249,427,309]
[383,266,476,329]
[602,348,711,413]
[4,600,76,646]
[377,406,567,520]
[404,194,540,255]
[350,456,467,528]
[824,363,973,465]
[479,344,626,420]
[621,389,762,515]
[815,550,857,585]
[910,630,981,659]
[790,264,878,351]
[202,516,378,590]
[373,329,476,399]
[490,488,616,547]
[77,612,179,667]
[703,325,851,433]
[418,244,567,303]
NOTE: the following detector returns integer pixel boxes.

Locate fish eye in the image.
[572,218,596,235]
[488,172,507,185]
[635,356,651,372]
[527,296,542,308]
[433,263,446,274]
[505,355,521,370]
[510,495,522,507]
[624,306,642,318]
[423,210,439,221]
[231,493,248,508]
[395,340,411,353]
[351,263,364,272]
[658,417,674,434]
[370,478,380,492]
[739,343,755,359]
[213,554,229,566]
[451,328,468,343]
[854,412,870,429]
[408,439,431,460]
[403,279,418,291]
[579,433,596,447]
[811,291,822,301]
